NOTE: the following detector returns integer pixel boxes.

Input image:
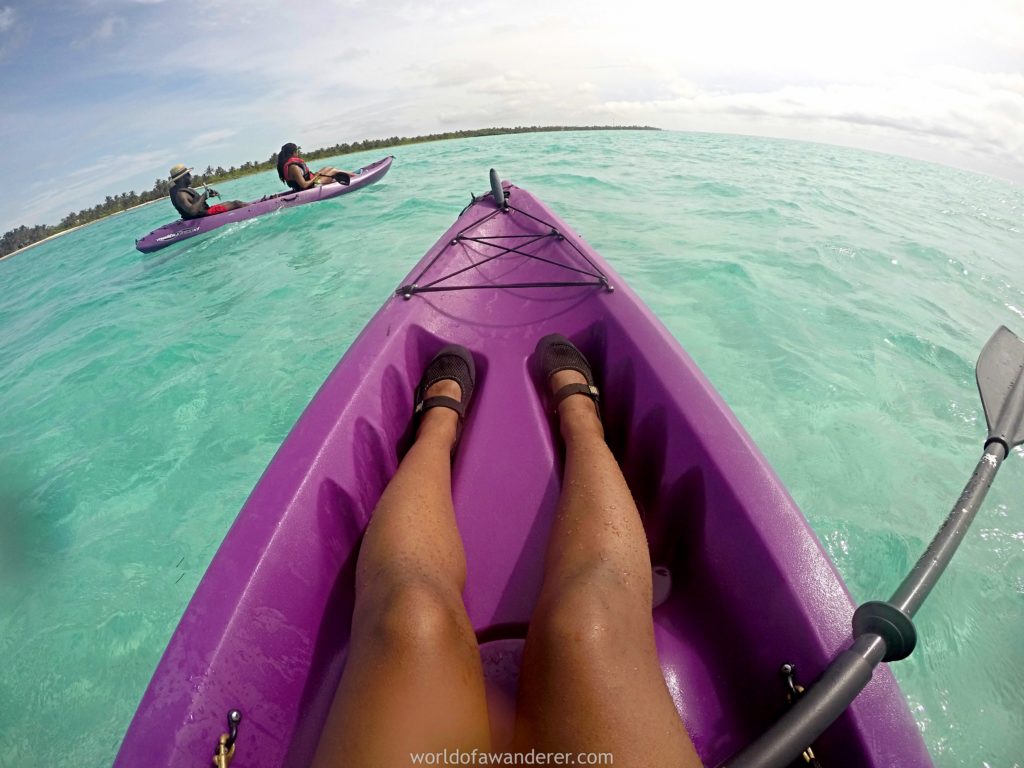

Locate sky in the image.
[0,0,1022,232]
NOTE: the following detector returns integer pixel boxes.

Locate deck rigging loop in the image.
[397,199,614,299]
[779,665,824,768]
[211,710,241,768]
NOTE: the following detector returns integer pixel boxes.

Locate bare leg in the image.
[312,378,490,768]
[514,370,703,768]
[313,167,354,184]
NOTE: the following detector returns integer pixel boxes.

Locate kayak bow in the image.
[117,171,938,767]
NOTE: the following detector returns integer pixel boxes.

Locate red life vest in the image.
[282,156,312,190]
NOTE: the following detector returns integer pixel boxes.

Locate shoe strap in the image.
[552,383,600,413]
[416,395,466,418]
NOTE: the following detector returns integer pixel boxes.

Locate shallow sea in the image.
[0,131,1021,766]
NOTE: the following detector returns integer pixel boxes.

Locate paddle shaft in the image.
[891,441,1006,616]
[721,441,1008,768]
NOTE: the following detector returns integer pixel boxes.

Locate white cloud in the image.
[16,149,171,226]
[419,60,501,89]
[470,72,553,99]
[93,16,125,41]
[0,7,14,33]
[586,68,1024,178]
[62,149,170,182]
[3,0,1023,230]
[74,16,127,47]
[186,129,238,150]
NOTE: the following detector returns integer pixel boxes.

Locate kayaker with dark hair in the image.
[277,143,354,191]
[168,164,246,220]
[311,336,703,768]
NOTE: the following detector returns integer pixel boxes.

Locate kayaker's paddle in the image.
[721,325,1024,768]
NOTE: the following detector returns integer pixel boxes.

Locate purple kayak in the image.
[116,175,932,767]
[134,156,393,253]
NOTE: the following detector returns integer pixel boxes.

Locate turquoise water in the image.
[0,131,1021,766]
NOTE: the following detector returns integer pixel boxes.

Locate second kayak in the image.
[135,155,393,253]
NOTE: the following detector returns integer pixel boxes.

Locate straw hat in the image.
[169,164,192,183]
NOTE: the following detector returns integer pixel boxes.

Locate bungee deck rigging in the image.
[398,184,613,298]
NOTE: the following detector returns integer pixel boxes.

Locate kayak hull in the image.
[134,156,393,253]
[116,181,932,766]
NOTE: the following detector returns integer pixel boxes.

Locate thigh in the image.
[312,581,492,768]
[514,578,703,768]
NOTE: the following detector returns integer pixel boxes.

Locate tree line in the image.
[1,125,658,258]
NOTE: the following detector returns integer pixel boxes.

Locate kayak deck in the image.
[116,181,931,767]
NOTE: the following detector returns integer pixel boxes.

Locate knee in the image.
[358,579,467,653]
[531,573,649,659]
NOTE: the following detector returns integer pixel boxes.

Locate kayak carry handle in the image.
[719,326,1024,768]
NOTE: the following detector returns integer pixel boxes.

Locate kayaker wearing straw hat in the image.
[168,164,246,220]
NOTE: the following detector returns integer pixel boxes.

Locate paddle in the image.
[721,326,1024,768]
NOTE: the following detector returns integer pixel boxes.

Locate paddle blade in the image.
[976,325,1024,450]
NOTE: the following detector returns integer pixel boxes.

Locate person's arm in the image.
[174,187,209,217]
[287,165,315,190]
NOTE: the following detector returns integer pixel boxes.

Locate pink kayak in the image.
[116,172,932,767]
[135,156,393,253]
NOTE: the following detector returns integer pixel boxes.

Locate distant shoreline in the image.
[0,198,163,262]
[0,224,88,261]
[0,125,659,261]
